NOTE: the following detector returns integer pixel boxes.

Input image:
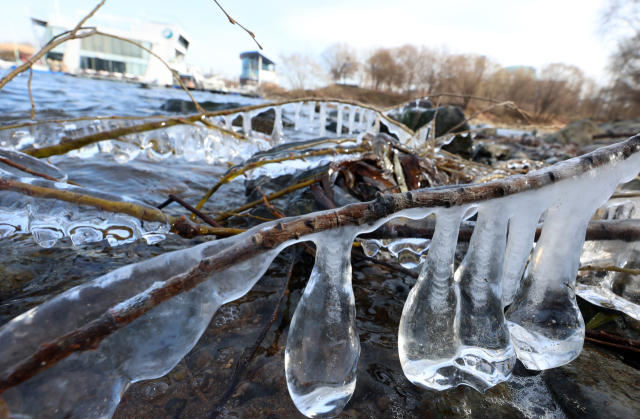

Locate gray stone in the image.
[544,348,640,418]
[543,119,604,145]
[400,105,470,138]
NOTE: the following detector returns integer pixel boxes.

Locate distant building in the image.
[32,13,193,85]
[239,51,277,86]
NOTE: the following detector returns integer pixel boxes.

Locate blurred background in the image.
[1,0,639,122]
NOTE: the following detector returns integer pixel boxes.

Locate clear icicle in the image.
[285,228,359,418]
[399,207,465,390]
[455,202,515,391]
[242,111,252,137]
[224,114,234,131]
[319,102,327,138]
[501,207,543,307]
[294,102,303,131]
[348,106,356,134]
[308,101,316,132]
[336,104,344,136]
[271,105,284,145]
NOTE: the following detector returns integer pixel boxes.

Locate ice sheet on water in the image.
[0,170,170,248]
[0,147,68,182]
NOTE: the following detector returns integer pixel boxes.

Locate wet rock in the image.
[400,105,470,137]
[376,396,389,411]
[160,99,242,113]
[473,142,512,163]
[232,108,293,135]
[599,117,640,136]
[544,348,640,418]
[543,119,604,145]
[441,133,474,159]
[405,99,433,109]
[326,120,349,134]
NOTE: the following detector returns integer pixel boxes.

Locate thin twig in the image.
[209,247,296,418]
[351,251,418,279]
[167,194,222,227]
[0,0,105,91]
[215,174,325,222]
[193,146,366,216]
[213,0,262,50]
[579,264,640,275]
[442,101,514,138]
[0,157,60,182]
[28,68,35,119]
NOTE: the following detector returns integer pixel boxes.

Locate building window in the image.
[241,57,258,81]
[80,56,147,76]
[178,35,189,50]
[80,34,151,59]
[262,62,274,72]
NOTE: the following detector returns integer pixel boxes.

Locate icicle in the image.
[348,106,356,134]
[271,106,284,145]
[383,121,412,146]
[454,202,515,391]
[286,227,359,418]
[399,207,465,390]
[336,104,344,136]
[318,102,327,137]
[308,101,316,132]
[501,205,544,307]
[294,102,302,131]
[242,111,252,137]
[224,114,235,131]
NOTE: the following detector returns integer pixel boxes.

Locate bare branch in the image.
[213,0,262,50]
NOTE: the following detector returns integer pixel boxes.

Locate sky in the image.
[1,0,620,85]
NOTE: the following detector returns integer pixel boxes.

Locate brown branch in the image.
[0,0,105,91]
[1,136,639,393]
[166,194,222,227]
[209,247,296,418]
[27,68,35,119]
[578,264,640,275]
[213,0,262,49]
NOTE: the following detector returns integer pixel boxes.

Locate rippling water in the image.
[0,71,563,418]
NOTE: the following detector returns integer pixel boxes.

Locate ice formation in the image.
[576,194,640,319]
[286,228,360,417]
[0,171,170,248]
[1,107,640,418]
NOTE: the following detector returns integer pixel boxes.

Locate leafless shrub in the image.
[322,43,359,84]
[278,53,325,90]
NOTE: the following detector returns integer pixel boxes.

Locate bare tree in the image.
[366,47,404,91]
[322,43,359,84]
[278,53,325,90]
[533,63,584,121]
[448,54,499,109]
[394,44,420,93]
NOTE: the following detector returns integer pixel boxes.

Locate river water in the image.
[0,71,565,418]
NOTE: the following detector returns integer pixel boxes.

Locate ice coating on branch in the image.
[0,171,170,248]
[0,147,68,182]
[0,222,285,419]
[285,227,360,418]
[360,237,431,268]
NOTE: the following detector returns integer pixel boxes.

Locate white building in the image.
[239,51,278,86]
[33,13,193,86]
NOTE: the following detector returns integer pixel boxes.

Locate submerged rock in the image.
[544,348,640,418]
[400,105,470,137]
[543,119,604,145]
[160,99,243,113]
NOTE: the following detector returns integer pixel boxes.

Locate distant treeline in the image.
[279,12,640,123]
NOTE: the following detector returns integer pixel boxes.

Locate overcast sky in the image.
[2,0,619,84]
